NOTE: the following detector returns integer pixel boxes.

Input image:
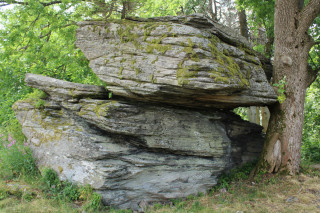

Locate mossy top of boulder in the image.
[76,14,277,109]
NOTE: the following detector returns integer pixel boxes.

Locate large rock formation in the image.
[76,14,277,109]
[14,74,263,209]
[13,14,277,210]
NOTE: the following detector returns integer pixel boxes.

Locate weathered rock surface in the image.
[25,73,108,102]
[14,74,264,209]
[76,14,277,109]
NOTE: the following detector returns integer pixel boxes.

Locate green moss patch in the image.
[151,56,159,64]
[176,61,200,85]
[208,35,249,87]
[146,44,172,55]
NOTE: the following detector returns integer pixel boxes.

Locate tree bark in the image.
[208,0,217,20]
[248,106,258,124]
[121,1,128,19]
[264,34,274,58]
[261,107,270,133]
[238,9,249,39]
[254,0,320,175]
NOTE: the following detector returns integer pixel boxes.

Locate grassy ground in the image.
[0,179,76,213]
[147,165,320,213]
[0,164,319,213]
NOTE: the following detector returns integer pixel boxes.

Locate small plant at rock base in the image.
[40,168,103,211]
[22,191,37,202]
[253,169,267,183]
[62,182,80,202]
[83,192,102,212]
[0,134,39,179]
[191,200,204,211]
[212,160,257,192]
[41,168,61,192]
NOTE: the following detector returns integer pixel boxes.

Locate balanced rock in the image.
[14,74,264,209]
[76,14,277,108]
[25,73,108,102]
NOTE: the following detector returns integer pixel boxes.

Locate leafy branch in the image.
[0,0,64,7]
[273,76,287,103]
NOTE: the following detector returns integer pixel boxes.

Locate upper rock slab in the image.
[76,14,277,109]
[25,73,108,102]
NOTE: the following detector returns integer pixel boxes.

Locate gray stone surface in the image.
[25,73,108,102]
[13,76,263,209]
[76,14,277,109]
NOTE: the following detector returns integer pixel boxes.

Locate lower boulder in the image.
[13,75,264,209]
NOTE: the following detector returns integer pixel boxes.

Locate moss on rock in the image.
[146,44,172,55]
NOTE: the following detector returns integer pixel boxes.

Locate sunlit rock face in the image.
[13,14,275,210]
[76,14,277,109]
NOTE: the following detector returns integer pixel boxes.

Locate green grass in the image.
[0,169,108,213]
[0,158,319,213]
[146,164,320,213]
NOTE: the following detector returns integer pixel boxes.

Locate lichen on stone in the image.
[134,67,141,75]
[119,66,124,76]
[146,44,172,55]
[151,56,159,64]
[239,43,257,56]
[150,74,157,83]
[150,34,167,44]
[142,22,161,41]
[206,35,250,87]
[176,61,199,85]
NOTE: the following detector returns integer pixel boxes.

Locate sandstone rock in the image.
[25,73,108,102]
[76,14,277,109]
[13,75,264,209]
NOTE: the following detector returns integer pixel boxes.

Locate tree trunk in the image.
[238,8,262,128]
[254,0,319,175]
[248,106,258,124]
[238,9,249,39]
[261,107,270,133]
[264,34,274,58]
[121,1,127,19]
[208,0,217,20]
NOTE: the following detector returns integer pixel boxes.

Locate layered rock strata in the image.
[76,14,277,109]
[14,74,264,209]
